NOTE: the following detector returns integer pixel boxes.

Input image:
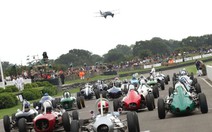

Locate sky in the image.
[0,0,212,65]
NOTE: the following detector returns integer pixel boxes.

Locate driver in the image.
[97,100,109,114]
[23,100,31,112]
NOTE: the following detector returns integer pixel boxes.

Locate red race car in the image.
[113,86,155,111]
[33,100,77,132]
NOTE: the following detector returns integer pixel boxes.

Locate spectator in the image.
[195,60,202,76]
[59,70,65,85]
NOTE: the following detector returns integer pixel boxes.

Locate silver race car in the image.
[75,98,140,132]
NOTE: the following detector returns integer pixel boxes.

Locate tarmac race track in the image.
[1,68,212,132]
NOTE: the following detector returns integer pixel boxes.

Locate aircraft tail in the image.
[100,10,102,15]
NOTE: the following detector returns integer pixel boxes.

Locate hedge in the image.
[22,89,42,101]
[0,85,19,93]
[0,93,18,109]
[41,86,58,96]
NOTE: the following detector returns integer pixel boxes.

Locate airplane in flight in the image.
[95,10,119,19]
[99,10,114,18]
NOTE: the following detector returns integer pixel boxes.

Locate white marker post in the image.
[0,59,5,89]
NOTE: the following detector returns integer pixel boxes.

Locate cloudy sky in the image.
[0,0,212,65]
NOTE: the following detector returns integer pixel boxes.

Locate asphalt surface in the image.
[1,68,212,132]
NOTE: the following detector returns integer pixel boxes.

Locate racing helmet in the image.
[44,93,49,96]
[97,100,109,114]
[63,91,70,98]
[23,100,30,112]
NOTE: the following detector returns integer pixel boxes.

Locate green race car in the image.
[60,91,85,111]
[157,81,208,119]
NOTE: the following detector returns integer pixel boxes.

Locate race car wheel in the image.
[160,80,165,90]
[70,120,79,132]
[132,112,140,132]
[153,85,159,98]
[72,110,79,120]
[62,112,71,131]
[77,97,82,109]
[146,94,154,111]
[3,115,11,132]
[55,98,61,104]
[198,93,208,114]
[149,93,155,108]
[167,75,170,81]
[173,80,177,89]
[113,99,121,111]
[190,72,194,80]
[77,92,81,97]
[80,96,85,108]
[94,89,100,99]
[127,112,139,132]
[18,118,27,132]
[158,98,166,119]
[191,78,198,86]
[169,87,174,96]
[101,90,107,98]
[195,83,202,94]
[52,100,57,108]
[164,77,169,85]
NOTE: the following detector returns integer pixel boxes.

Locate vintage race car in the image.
[101,85,123,99]
[157,81,208,119]
[93,80,109,91]
[146,74,165,91]
[113,86,155,111]
[60,91,85,111]
[33,93,58,110]
[78,98,140,132]
[155,72,170,85]
[33,100,78,132]
[78,83,100,100]
[3,100,38,132]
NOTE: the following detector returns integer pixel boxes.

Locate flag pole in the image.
[0,59,5,89]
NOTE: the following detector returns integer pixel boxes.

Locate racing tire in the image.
[169,87,174,96]
[123,87,128,95]
[160,80,165,90]
[55,98,61,104]
[190,72,194,80]
[153,85,159,98]
[94,89,100,99]
[195,83,202,94]
[101,90,107,98]
[198,93,208,114]
[113,99,120,111]
[77,92,81,97]
[127,112,139,132]
[3,115,11,132]
[173,80,177,89]
[80,96,85,108]
[70,120,79,132]
[158,98,166,119]
[132,112,140,132]
[165,77,169,85]
[18,118,27,132]
[52,100,57,108]
[72,110,79,120]
[146,94,154,111]
[76,97,82,109]
[149,93,155,108]
[192,78,198,86]
[62,112,71,131]
[167,75,170,81]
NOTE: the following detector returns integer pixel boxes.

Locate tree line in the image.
[1,34,212,77]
